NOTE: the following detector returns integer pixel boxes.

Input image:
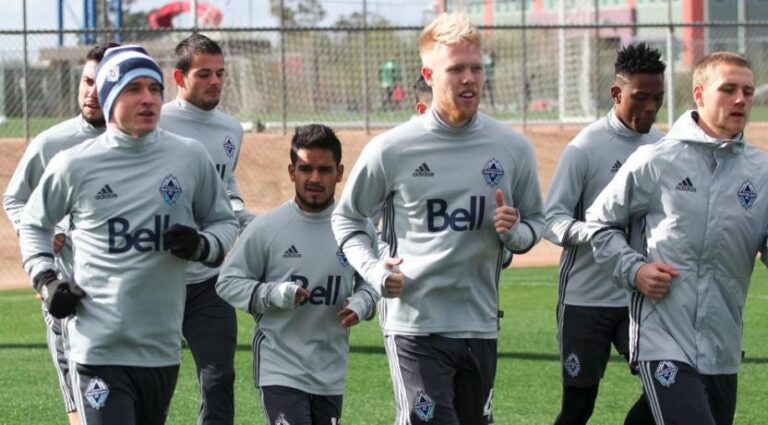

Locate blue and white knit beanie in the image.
[96,44,164,119]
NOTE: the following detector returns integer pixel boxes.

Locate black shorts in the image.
[385,334,497,425]
[638,360,737,425]
[259,385,342,425]
[71,363,179,425]
[558,304,630,387]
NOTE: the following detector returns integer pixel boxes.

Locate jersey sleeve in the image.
[332,140,392,294]
[545,144,591,246]
[191,149,239,268]
[585,148,656,289]
[3,136,48,233]
[500,139,545,253]
[18,153,75,284]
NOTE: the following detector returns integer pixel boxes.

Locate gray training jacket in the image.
[586,110,768,374]
[545,110,663,308]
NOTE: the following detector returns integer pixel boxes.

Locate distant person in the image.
[217,124,379,425]
[378,57,402,111]
[3,41,118,425]
[545,42,665,425]
[483,49,495,108]
[587,51,765,425]
[333,12,544,423]
[413,75,432,115]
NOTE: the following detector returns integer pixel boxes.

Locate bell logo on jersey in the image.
[427,196,485,232]
[108,214,171,253]
[292,274,342,306]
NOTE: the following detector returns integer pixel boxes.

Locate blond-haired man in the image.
[332,12,544,424]
[586,52,766,425]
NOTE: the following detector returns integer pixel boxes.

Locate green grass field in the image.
[1,266,767,424]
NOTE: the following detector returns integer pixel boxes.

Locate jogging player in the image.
[18,45,238,425]
[586,51,767,425]
[159,33,255,425]
[3,41,118,425]
[545,42,665,425]
[217,124,379,425]
[332,12,544,424]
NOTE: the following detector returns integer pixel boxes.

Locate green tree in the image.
[270,0,326,27]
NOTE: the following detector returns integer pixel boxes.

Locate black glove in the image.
[34,270,86,319]
[163,224,209,261]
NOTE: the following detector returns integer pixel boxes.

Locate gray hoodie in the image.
[586,109,768,374]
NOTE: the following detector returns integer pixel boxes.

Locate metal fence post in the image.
[363,0,370,134]
[22,0,30,142]
[594,0,600,121]
[666,0,675,128]
[522,0,528,128]
[280,0,287,135]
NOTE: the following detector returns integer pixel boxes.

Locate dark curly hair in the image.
[614,42,666,77]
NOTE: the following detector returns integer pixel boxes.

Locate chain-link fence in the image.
[1,19,766,287]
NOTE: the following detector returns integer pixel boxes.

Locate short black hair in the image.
[174,34,223,74]
[615,42,666,77]
[413,75,432,103]
[290,124,342,165]
[86,42,120,63]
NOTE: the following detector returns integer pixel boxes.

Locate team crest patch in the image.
[223,135,235,158]
[564,352,581,377]
[738,180,757,210]
[413,390,435,421]
[337,248,349,267]
[159,175,183,205]
[655,361,678,387]
[482,159,504,187]
[275,413,291,425]
[85,377,109,410]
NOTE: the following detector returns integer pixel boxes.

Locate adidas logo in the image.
[282,245,301,259]
[412,162,434,177]
[675,177,697,192]
[95,184,118,200]
[610,160,622,173]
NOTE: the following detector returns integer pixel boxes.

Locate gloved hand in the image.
[163,224,209,261]
[34,270,86,319]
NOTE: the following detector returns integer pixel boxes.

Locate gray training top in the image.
[217,200,379,395]
[20,127,239,367]
[159,97,254,284]
[586,110,768,374]
[332,109,545,337]
[4,114,104,281]
[545,110,663,307]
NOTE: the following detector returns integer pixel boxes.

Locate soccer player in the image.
[18,45,239,425]
[586,52,766,425]
[3,41,117,425]
[216,124,379,425]
[159,33,254,425]
[332,12,545,424]
[545,43,665,425]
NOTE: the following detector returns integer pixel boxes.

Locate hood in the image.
[665,110,744,153]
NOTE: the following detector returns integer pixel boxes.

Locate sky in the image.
[2,0,436,31]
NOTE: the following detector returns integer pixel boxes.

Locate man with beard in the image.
[3,42,118,425]
[216,124,379,425]
[332,12,544,424]
[545,42,665,425]
[158,34,255,425]
[587,52,766,425]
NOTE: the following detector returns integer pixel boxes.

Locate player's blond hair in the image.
[693,52,751,90]
[419,12,481,63]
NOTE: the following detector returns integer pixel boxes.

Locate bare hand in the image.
[634,262,679,299]
[294,287,310,306]
[53,233,66,254]
[337,300,361,328]
[383,257,404,298]
[494,189,519,234]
